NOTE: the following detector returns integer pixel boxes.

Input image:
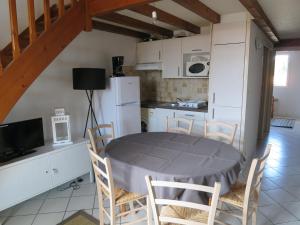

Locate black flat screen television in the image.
[0,118,44,163]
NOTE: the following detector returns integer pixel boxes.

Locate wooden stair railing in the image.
[0,0,88,122]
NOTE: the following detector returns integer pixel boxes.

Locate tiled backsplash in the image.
[124,66,209,102]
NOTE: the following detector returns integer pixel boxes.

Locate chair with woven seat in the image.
[87,122,115,155]
[204,120,237,145]
[166,117,194,135]
[216,144,271,225]
[145,175,221,225]
[87,144,151,225]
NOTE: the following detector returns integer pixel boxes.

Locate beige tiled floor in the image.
[1,122,300,225]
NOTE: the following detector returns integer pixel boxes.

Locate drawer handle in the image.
[192,49,202,52]
[184,114,195,117]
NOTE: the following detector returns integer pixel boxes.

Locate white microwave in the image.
[185,54,210,77]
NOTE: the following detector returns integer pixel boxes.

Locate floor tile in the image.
[282,201,300,219]
[32,192,49,200]
[47,186,73,199]
[261,178,280,191]
[259,192,277,206]
[11,199,44,216]
[2,215,35,225]
[32,212,64,225]
[39,198,69,213]
[66,196,94,211]
[63,209,93,219]
[265,188,297,203]
[72,183,96,197]
[259,204,298,224]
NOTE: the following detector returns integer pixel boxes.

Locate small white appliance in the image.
[95,76,141,138]
[177,99,207,109]
[186,55,210,77]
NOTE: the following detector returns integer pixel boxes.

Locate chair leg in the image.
[252,210,257,225]
[147,196,153,225]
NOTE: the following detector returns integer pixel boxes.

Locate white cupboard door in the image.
[162,39,182,78]
[209,43,245,107]
[209,106,242,150]
[49,144,90,187]
[155,108,175,131]
[212,21,247,45]
[174,111,205,136]
[116,103,141,137]
[182,35,211,53]
[0,156,51,211]
[137,41,162,63]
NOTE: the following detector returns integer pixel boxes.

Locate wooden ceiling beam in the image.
[98,12,173,37]
[275,38,300,51]
[172,0,220,24]
[239,0,279,42]
[89,0,158,16]
[92,20,150,39]
[130,4,200,34]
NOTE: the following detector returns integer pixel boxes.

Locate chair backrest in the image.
[204,120,237,145]
[166,117,194,135]
[87,122,115,154]
[87,143,117,225]
[145,176,221,225]
[243,144,271,215]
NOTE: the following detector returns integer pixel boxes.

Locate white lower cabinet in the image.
[142,107,207,136]
[0,141,90,211]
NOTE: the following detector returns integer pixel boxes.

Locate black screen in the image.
[0,118,44,158]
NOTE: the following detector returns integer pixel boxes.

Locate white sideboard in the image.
[0,140,91,212]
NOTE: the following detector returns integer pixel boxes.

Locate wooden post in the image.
[0,59,3,76]
[58,0,65,18]
[43,0,51,31]
[84,0,92,31]
[27,0,37,44]
[8,0,21,59]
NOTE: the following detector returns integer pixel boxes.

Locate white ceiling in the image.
[109,0,300,40]
[258,0,300,39]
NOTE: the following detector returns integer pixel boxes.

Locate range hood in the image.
[135,62,162,71]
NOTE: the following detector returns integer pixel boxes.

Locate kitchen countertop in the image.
[141,101,208,113]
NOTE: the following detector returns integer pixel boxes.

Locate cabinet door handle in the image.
[53,168,58,174]
[213,92,216,104]
[45,170,49,174]
[192,49,202,52]
[177,66,180,76]
[212,108,215,119]
[159,51,161,60]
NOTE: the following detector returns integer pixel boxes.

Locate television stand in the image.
[0,150,37,163]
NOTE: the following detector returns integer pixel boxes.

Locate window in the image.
[274,55,289,87]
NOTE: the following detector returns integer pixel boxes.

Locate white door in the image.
[209,43,245,107]
[49,144,90,187]
[116,103,141,137]
[114,77,140,105]
[137,40,162,63]
[155,108,175,131]
[0,156,51,211]
[162,39,182,78]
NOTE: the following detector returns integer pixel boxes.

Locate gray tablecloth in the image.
[106,132,242,203]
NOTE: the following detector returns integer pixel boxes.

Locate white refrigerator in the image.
[95,76,141,138]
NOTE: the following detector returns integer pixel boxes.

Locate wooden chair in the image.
[145,175,221,225]
[87,144,151,225]
[166,117,194,135]
[204,120,238,145]
[216,144,271,225]
[87,122,115,154]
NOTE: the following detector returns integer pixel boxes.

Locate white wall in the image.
[4,30,137,141]
[242,21,273,160]
[273,51,300,119]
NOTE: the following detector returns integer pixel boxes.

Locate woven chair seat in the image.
[116,191,144,204]
[160,205,208,225]
[220,183,258,208]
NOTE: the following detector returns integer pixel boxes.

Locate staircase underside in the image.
[0,1,86,122]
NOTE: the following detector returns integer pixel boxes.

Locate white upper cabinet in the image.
[212,21,247,45]
[182,35,211,53]
[137,40,162,63]
[162,38,182,78]
[209,43,245,108]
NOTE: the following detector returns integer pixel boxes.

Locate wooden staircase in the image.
[0,0,89,122]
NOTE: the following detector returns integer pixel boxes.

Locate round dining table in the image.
[105,132,242,203]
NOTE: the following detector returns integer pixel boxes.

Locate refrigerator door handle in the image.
[117,101,138,106]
